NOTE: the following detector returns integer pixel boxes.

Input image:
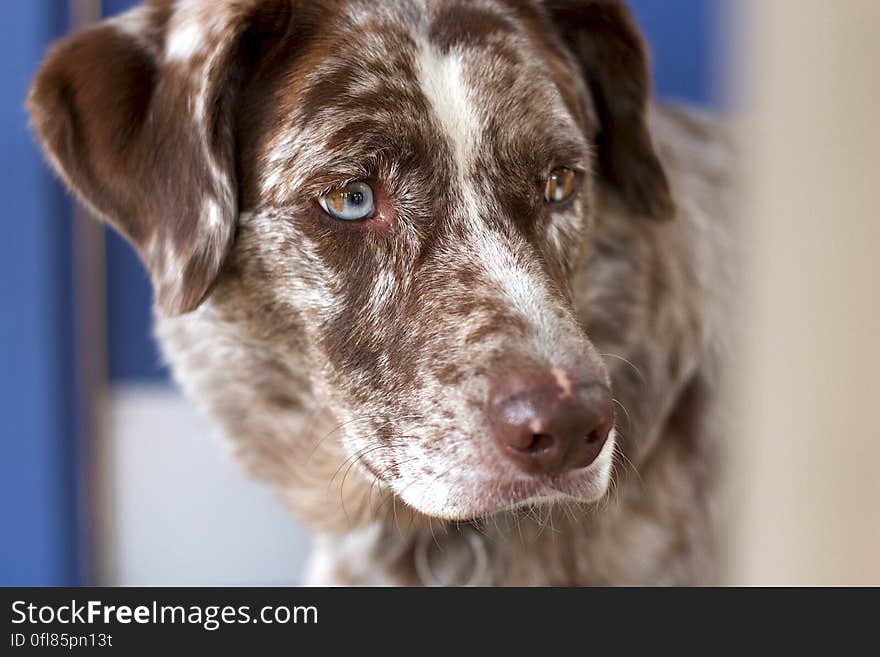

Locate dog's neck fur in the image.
[157,106,736,586]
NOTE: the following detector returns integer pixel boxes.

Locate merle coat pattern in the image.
[29,0,736,585]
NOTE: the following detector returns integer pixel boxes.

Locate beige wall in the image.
[726,0,880,585]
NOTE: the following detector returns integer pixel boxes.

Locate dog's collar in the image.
[414,529,492,587]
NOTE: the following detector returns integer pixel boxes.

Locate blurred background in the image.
[1,0,877,586]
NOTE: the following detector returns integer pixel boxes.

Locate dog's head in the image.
[29,0,671,521]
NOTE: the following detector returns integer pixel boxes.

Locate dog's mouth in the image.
[347,361,616,520]
[362,428,617,521]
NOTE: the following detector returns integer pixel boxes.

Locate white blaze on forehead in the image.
[415,40,575,352]
[415,40,481,181]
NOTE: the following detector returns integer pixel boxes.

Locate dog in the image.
[29,0,736,585]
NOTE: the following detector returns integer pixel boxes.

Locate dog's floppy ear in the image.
[28,1,291,314]
[546,0,674,220]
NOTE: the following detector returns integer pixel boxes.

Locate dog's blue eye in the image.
[319,182,375,221]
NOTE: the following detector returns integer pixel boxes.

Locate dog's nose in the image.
[488,367,614,475]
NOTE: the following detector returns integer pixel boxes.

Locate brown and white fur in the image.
[29,0,736,585]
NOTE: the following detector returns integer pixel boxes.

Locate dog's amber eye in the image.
[319,182,375,221]
[544,167,577,204]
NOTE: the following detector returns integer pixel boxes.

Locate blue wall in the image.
[631,0,720,106]
[0,1,78,586]
[0,0,721,586]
